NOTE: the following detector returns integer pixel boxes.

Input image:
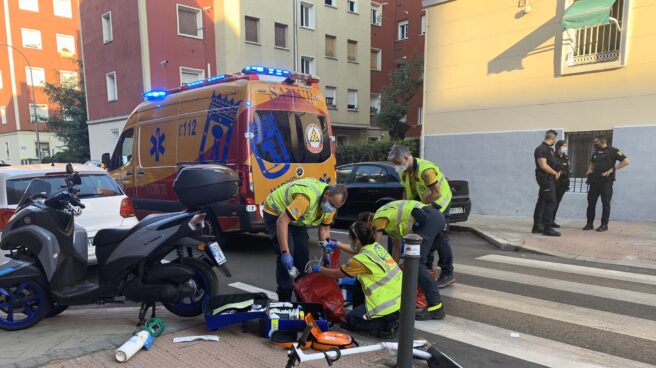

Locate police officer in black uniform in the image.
[552,140,570,226]
[532,130,561,237]
[583,135,630,232]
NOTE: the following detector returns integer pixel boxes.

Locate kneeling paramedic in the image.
[312,221,401,338]
[263,178,347,302]
[360,200,446,320]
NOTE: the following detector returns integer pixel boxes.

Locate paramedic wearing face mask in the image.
[263,179,348,302]
[387,145,455,289]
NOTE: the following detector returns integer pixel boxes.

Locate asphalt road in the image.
[219,229,656,368]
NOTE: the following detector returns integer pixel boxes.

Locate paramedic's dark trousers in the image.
[410,206,445,307]
[348,283,399,335]
[264,212,309,302]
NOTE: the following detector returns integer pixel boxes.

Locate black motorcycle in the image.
[0,164,237,331]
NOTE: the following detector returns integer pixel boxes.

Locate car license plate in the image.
[208,242,227,265]
[449,207,465,215]
[87,237,94,247]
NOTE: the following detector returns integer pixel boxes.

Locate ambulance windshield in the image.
[251,110,331,164]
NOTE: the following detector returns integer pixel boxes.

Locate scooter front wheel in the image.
[0,279,51,331]
[163,257,218,317]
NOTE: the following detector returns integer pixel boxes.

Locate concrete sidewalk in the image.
[453,215,656,268]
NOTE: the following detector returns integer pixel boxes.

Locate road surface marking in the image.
[228,282,278,301]
[415,316,654,368]
[476,255,656,286]
[442,284,656,342]
[455,264,656,307]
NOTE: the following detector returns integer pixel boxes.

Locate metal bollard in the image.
[397,233,423,368]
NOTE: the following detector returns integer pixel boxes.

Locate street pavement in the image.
[1,230,656,367]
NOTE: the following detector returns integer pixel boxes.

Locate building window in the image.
[245,16,259,43]
[336,135,348,146]
[371,3,382,26]
[347,0,358,13]
[29,104,48,123]
[102,12,113,43]
[111,128,120,145]
[325,86,337,108]
[56,34,76,57]
[25,67,45,87]
[59,71,78,88]
[21,28,42,49]
[275,23,288,48]
[300,2,315,29]
[325,0,336,7]
[347,89,358,110]
[177,4,203,39]
[180,67,205,85]
[398,20,409,40]
[325,35,336,58]
[36,142,50,159]
[562,0,628,73]
[370,93,381,114]
[53,0,72,18]
[417,106,423,125]
[106,72,117,101]
[347,40,358,62]
[368,136,381,142]
[421,14,426,35]
[566,130,613,193]
[300,56,315,75]
[370,48,381,70]
[0,106,6,125]
[18,0,38,12]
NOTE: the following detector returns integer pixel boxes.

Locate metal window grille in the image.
[565,130,613,193]
[569,0,624,66]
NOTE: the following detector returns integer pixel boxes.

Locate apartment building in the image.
[421,0,656,221]
[0,0,79,164]
[82,0,379,160]
[371,0,426,138]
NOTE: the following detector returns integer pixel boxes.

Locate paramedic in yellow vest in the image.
[312,221,402,339]
[388,144,455,289]
[263,178,348,302]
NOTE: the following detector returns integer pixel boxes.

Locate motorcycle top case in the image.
[173,165,239,208]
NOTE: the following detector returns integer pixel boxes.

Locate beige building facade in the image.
[213,0,381,143]
[421,0,656,221]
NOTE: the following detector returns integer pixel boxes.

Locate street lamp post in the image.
[0,43,42,163]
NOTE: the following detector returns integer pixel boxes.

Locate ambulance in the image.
[102,66,337,238]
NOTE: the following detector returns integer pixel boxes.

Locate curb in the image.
[451,225,546,255]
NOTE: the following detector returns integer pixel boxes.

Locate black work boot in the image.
[532,225,544,234]
[596,224,609,232]
[582,223,594,231]
[543,227,561,237]
[552,222,561,228]
[416,304,445,321]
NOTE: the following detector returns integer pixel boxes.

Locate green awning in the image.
[562,0,617,30]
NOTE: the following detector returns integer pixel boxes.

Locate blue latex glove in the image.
[322,254,332,267]
[322,240,338,254]
[281,252,293,270]
[311,264,321,273]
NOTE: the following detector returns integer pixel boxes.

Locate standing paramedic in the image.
[583,135,630,232]
[311,221,402,339]
[533,130,561,237]
[263,178,348,302]
[387,145,455,288]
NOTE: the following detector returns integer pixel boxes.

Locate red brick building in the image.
[371,0,425,138]
[81,0,217,160]
[0,0,80,164]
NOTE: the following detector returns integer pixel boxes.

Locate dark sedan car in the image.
[335,162,471,223]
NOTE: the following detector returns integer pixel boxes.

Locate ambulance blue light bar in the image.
[242,65,291,77]
[207,75,226,82]
[142,90,168,101]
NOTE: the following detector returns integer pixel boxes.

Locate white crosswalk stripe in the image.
[454,263,656,307]
[476,254,656,286]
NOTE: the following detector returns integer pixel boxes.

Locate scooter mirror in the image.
[72,173,82,185]
[66,163,75,174]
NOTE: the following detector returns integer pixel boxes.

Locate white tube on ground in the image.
[116,331,151,363]
[294,340,428,362]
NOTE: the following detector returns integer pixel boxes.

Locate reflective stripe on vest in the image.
[354,243,403,319]
[366,295,401,319]
[265,179,328,226]
[376,200,424,239]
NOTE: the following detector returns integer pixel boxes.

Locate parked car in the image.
[335,162,471,223]
[84,160,103,168]
[0,164,138,264]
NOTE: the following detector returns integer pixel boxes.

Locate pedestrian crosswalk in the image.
[228,251,656,367]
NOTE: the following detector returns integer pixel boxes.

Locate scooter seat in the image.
[94,228,133,246]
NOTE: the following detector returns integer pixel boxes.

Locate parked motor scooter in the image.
[0,164,236,331]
